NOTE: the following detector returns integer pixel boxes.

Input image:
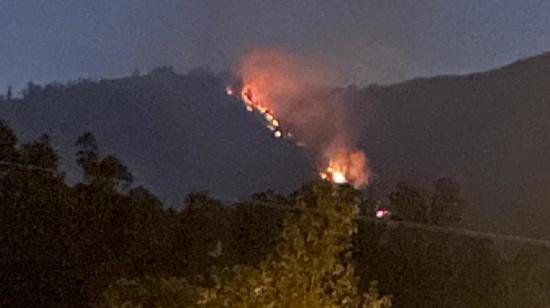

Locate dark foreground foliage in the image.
[103,183,391,307]
[1,120,548,307]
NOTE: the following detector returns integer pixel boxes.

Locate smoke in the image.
[232,47,370,187]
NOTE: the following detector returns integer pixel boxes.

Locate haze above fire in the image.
[3,1,550,90]
[228,48,369,187]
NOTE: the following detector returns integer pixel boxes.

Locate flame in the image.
[320,166,347,184]
[320,147,368,188]
[229,83,369,188]
[228,48,370,188]
[235,86,289,139]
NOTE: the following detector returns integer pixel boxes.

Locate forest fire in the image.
[320,166,348,184]
[227,85,288,139]
[320,148,368,187]
[228,48,370,188]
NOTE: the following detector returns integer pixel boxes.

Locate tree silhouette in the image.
[429,177,464,226]
[19,134,58,170]
[389,181,429,223]
[75,132,133,191]
[0,119,17,162]
[388,178,465,226]
[75,132,99,178]
[6,86,12,101]
[103,182,391,307]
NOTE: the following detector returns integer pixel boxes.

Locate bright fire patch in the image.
[228,84,369,188]
[319,148,369,187]
[237,86,289,139]
[320,167,348,184]
[227,48,370,188]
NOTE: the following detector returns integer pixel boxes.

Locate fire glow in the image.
[320,167,347,184]
[320,148,368,187]
[226,85,286,139]
[228,48,370,188]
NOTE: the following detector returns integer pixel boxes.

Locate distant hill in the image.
[355,51,550,238]
[0,67,312,206]
[2,52,550,238]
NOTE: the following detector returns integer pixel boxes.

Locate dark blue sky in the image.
[1,0,550,90]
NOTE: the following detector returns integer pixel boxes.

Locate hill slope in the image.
[0,68,311,205]
[2,53,550,238]
[355,52,550,238]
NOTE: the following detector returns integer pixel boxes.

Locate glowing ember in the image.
[320,148,369,188]
[231,85,290,140]
[226,86,234,96]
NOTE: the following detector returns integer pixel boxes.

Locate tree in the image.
[507,248,550,307]
[6,86,12,101]
[179,192,235,274]
[22,82,43,100]
[358,177,506,307]
[75,132,133,191]
[388,178,464,226]
[388,181,429,223]
[94,155,134,189]
[229,201,286,265]
[0,127,70,306]
[196,182,391,307]
[75,132,99,179]
[102,277,201,308]
[0,120,17,161]
[428,177,464,226]
[102,182,391,307]
[19,134,58,170]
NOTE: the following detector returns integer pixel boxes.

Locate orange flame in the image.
[320,147,369,188]
[230,48,370,188]
[236,86,287,138]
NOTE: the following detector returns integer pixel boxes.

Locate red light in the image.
[376,208,390,219]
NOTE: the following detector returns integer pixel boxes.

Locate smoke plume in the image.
[232,47,369,187]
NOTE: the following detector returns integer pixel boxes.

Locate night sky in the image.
[2,0,550,90]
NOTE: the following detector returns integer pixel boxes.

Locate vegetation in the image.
[103,183,391,307]
[1,112,548,307]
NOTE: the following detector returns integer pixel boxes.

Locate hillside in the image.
[0,67,311,206]
[356,51,550,238]
[2,52,550,238]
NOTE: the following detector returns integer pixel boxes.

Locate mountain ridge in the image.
[1,51,550,238]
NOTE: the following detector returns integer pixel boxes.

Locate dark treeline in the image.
[1,119,549,307]
[3,53,550,241]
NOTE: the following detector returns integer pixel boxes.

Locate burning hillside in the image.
[227,48,370,188]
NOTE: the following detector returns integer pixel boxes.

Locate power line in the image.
[363,216,550,249]
[0,161,55,173]
[1,162,548,249]
[232,199,550,249]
